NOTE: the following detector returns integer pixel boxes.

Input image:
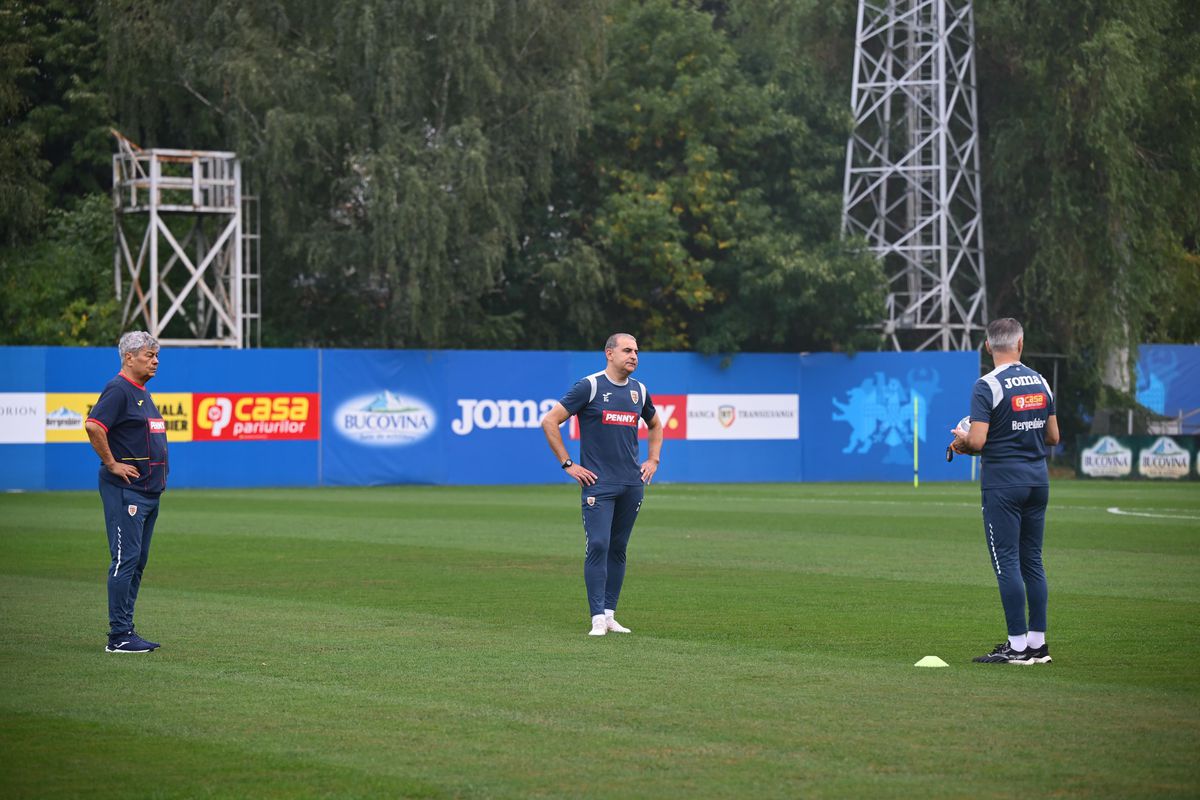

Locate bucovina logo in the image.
[1138,436,1191,479]
[336,390,436,446]
[1080,436,1133,478]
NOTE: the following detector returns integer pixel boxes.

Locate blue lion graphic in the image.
[832,369,941,463]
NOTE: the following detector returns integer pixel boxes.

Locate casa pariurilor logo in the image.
[335,390,436,447]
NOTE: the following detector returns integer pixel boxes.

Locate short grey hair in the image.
[119,331,159,360]
[605,332,636,351]
[986,318,1023,351]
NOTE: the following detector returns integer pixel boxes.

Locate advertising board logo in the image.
[42,392,193,443]
[1012,393,1046,411]
[47,406,83,430]
[0,393,46,443]
[1138,436,1190,479]
[689,394,798,440]
[195,394,319,441]
[451,398,557,435]
[336,391,434,447]
[718,405,736,428]
[1080,436,1132,478]
[0,399,41,418]
[642,394,686,440]
[44,393,96,443]
[832,369,940,462]
[602,410,639,427]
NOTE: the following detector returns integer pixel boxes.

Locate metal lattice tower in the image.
[112,131,260,348]
[842,0,987,351]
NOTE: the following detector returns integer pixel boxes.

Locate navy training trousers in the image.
[99,480,161,636]
[581,483,644,617]
[980,484,1049,636]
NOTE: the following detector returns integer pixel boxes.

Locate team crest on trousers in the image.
[127,505,137,516]
[630,390,639,404]
[586,496,596,507]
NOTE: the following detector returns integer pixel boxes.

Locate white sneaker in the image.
[605,616,631,633]
[588,614,607,636]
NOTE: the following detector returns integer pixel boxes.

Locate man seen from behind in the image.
[952,318,1060,665]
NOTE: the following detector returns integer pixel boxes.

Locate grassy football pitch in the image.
[1,480,1197,798]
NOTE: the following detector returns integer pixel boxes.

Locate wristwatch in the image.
[561,459,573,469]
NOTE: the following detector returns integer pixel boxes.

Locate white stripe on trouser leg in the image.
[113,525,122,577]
[987,521,1001,575]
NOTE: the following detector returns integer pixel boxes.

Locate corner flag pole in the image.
[913,394,919,488]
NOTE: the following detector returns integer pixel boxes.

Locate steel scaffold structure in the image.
[112,131,260,348]
[843,0,987,351]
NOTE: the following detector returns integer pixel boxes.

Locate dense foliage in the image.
[974,0,1200,422]
[2,0,1197,422]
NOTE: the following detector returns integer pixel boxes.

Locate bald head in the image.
[604,333,639,381]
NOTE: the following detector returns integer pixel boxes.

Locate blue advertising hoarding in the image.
[0,347,319,491]
[1,345,993,490]
[801,351,976,482]
[1137,345,1200,432]
[317,349,979,486]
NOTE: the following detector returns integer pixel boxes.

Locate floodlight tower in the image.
[112,131,260,348]
[842,0,987,351]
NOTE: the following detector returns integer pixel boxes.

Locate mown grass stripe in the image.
[1,481,1196,798]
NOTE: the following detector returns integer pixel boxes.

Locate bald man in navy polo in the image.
[541,333,664,636]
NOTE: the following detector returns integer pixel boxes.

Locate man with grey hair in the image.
[951,317,1060,664]
[84,331,169,653]
[541,333,664,636]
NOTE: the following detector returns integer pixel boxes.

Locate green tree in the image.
[563,0,883,352]
[976,0,1200,425]
[0,0,117,345]
[0,1,48,246]
[21,0,112,198]
[100,0,607,348]
[0,194,122,345]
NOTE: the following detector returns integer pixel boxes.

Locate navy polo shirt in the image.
[87,373,170,493]
[970,362,1055,490]
[561,371,657,486]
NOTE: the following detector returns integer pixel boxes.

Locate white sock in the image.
[604,609,615,618]
[1008,634,1028,652]
[1027,631,1045,649]
[592,614,606,625]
